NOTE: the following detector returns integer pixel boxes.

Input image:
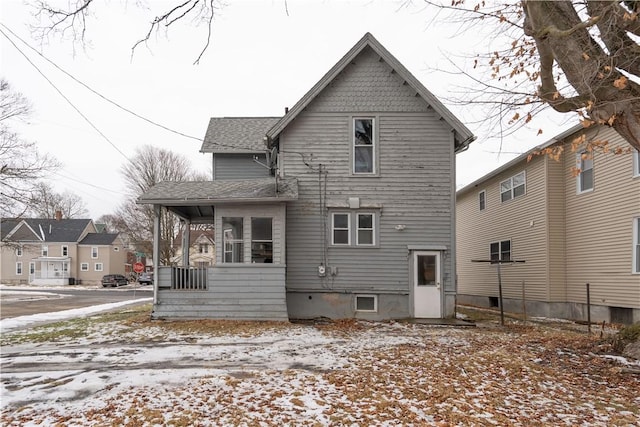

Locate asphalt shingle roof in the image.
[138,178,298,205]
[200,117,280,153]
[79,233,119,245]
[1,218,92,242]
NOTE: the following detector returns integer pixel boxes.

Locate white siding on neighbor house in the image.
[213,153,270,180]
[280,45,456,302]
[457,155,550,301]
[563,127,640,309]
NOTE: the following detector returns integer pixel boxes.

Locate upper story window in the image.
[490,240,511,262]
[42,245,48,257]
[91,247,99,258]
[577,152,594,193]
[251,218,273,263]
[331,211,378,247]
[62,245,68,256]
[353,118,375,174]
[633,217,640,274]
[478,190,486,211]
[223,217,244,263]
[16,247,22,257]
[500,172,525,202]
[633,150,639,177]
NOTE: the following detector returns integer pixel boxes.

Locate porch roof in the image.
[137,178,298,221]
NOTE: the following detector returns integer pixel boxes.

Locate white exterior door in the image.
[413,251,442,318]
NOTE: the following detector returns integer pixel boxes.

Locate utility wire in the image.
[51,170,128,196]
[0,26,130,161]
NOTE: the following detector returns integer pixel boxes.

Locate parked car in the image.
[138,272,153,285]
[101,274,128,287]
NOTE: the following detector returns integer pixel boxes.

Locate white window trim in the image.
[91,247,99,259]
[490,240,512,261]
[113,247,119,252]
[42,245,48,257]
[500,171,526,203]
[94,263,103,272]
[633,150,640,178]
[331,212,351,246]
[29,262,35,275]
[356,213,375,246]
[16,246,23,257]
[81,263,89,272]
[16,262,23,275]
[61,245,68,256]
[355,294,378,312]
[352,117,377,175]
[576,152,594,194]
[478,190,486,211]
[633,217,640,274]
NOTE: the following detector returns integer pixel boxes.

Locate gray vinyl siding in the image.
[563,128,640,309]
[212,153,270,180]
[457,156,550,301]
[153,265,287,320]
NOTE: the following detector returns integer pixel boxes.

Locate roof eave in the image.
[137,196,298,206]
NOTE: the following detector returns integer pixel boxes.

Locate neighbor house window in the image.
[251,217,273,263]
[479,190,486,211]
[634,217,640,274]
[223,217,244,263]
[355,295,378,312]
[29,262,35,274]
[42,245,48,256]
[62,245,68,256]
[113,247,119,252]
[633,150,639,177]
[91,247,98,258]
[577,152,594,193]
[490,240,511,262]
[332,213,351,245]
[199,244,209,254]
[16,262,23,275]
[356,213,375,245]
[500,172,526,202]
[81,263,89,271]
[62,262,68,272]
[16,247,23,257]
[353,118,375,174]
[95,263,103,271]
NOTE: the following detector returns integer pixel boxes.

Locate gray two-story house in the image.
[139,33,474,321]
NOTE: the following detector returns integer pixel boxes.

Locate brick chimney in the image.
[55,210,62,221]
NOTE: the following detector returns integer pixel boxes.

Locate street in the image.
[0,285,152,320]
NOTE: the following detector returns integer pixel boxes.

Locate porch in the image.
[30,256,74,285]
[138,178,297,321]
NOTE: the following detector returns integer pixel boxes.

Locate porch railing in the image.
[170,266,208,290]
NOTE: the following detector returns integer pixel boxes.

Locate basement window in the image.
[355,294,378,312]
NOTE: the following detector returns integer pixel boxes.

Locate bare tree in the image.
[422,0,640,152]
[115,145,207,265]
[29,0,221,64]
[27,182,89,218]
[0,79,60,217]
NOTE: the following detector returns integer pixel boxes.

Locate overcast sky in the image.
[0,0,572,219]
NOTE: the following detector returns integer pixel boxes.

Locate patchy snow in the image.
[1,307,639,425]
[0,298,152,333]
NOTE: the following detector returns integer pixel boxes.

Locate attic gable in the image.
[2,220,41,242]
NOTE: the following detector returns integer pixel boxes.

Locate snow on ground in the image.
[1,306,639,426]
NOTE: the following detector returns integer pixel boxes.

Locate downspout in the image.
[152,205,161,306]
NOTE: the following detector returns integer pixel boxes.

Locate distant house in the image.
[139,33,474,321]
[456,124,640,324]
[0,215,127,285]
[171,229,215,268]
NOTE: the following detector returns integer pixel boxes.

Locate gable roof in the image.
[1,218,93,242]
[456,123,583,196]
[79,233,120,245]
[201,117,281,154]
[266,32,475,152]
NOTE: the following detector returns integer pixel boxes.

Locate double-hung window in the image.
[42,245,48,257]
[62,245,68,256]
[356,213,375,245]
[16,262,23,275]
[251,218,273,263]
[577,152,594,193]
[199,244,209,254]
[490,240,511,262]
[331,211,377,247]
[81,263,89,271]
[91,247,99,258]
[332,213,351,245]
[29,262,35,275]
[500,172,525,202]
[16,247,23,257]
[95,263,103,272]
[223,217,244,263]
[353,118,375,174]
[479,190,486,211]
[634,217,640,274]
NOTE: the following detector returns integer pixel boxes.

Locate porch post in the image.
[153,205,161,305]
[182,219,191,266]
